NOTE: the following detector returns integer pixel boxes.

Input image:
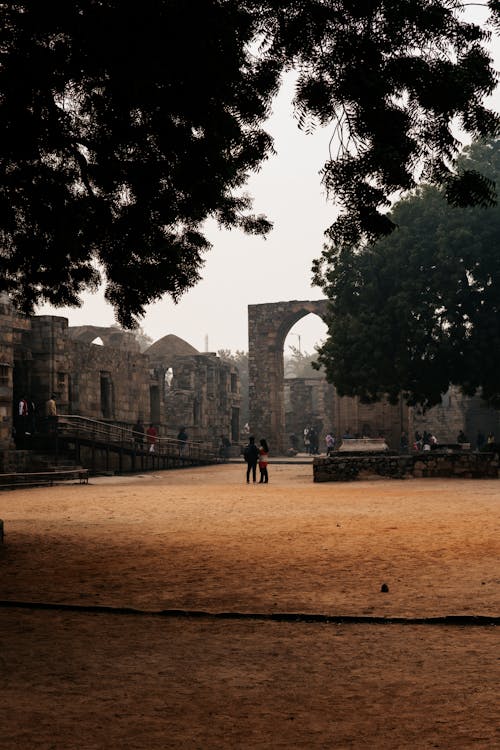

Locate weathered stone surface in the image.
[248,300,411,453]
[338,438,389,452]
[313,451,500,482]
[0,302,241,467]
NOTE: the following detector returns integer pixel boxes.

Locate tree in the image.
[111,323,153,352]
[285,345,325,379]
[1,1,499,326]
[313,137,500,408]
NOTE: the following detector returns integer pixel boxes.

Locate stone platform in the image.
[337,438,389,452]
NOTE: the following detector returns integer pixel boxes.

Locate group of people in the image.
[303,425,320,455]
[411,431,438,451]
[132,420,189,456]
[243,436,269,483]
[14,394,57,445]
[408,429,496,452]
[133,419,158,452]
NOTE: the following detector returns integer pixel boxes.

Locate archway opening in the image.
[283,315,332,455]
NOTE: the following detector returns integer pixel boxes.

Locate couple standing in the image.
[244,436,269,484]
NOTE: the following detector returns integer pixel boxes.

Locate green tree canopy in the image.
[1,1,499,325]
[313,137,500,408]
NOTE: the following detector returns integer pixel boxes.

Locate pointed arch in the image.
[248,300,329,453]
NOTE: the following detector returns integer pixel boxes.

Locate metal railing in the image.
[56,415,218,464]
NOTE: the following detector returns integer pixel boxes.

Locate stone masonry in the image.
[313,450,500,482]
[0,299,241,471]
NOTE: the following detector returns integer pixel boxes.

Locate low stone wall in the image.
[313,451,500,482]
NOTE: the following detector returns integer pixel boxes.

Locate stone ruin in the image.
[1,293,499,473]
[247,300,500,455]
[0,294,240,472]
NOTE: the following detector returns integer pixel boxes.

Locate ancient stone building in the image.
[248,300,408,452]
[145,335,241,445]
[248,299,499,453]
[0,296,240,471]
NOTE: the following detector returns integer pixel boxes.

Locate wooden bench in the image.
[0,468,89,489]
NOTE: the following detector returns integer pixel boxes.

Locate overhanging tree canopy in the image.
[1,1,499,325]
[313,137,500,408]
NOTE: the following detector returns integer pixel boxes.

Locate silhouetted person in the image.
[244,436,259,483]
[476,431,485,451]
[177,427,188,456]
[133,418,145,448]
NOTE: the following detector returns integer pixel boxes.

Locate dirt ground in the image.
[0,463,499,749]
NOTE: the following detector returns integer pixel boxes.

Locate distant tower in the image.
[204,334,209,353]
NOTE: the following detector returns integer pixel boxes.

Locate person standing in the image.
[325,432,335,456]
[258,438,269,483]
[18,395,29,432]
[244,436,259,484]
[133,418,145,448]
[46,394,57,434]
[17,396,30,446]
[400,431,409,453]
[177,426,188,456]
[476,430,485,451]
[146,423,157,453]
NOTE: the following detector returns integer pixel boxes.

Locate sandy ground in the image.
[0,463,499,749]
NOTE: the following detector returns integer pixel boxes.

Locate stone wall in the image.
[0,300,241,469]
[334,395,407,449]
[164,353,240,448]
[313,450,500,482]
[285,377,336,450]
[67,341,150,425]
[411,386,500,446]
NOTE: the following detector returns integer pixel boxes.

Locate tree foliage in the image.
[1,1,499,325]
[314,137,500,408]
[285,345,325,379]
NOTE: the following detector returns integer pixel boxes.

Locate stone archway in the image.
[67,326,140,351]
[248,300,329,454]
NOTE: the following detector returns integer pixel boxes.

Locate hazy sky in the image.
[38,9,499,357]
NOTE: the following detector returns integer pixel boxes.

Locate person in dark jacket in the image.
[244,436,259,484]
